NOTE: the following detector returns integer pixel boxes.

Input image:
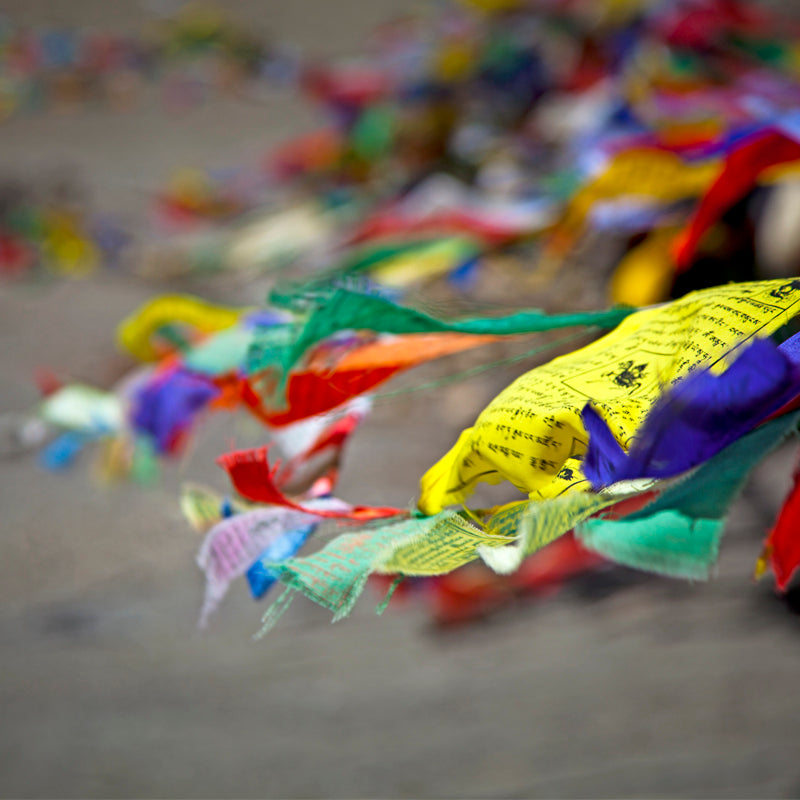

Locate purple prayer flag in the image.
[131,367,219,453]
[583,333,800,489]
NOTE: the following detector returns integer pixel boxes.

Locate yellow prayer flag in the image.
[117,294,245,361]
[419,279,800,514]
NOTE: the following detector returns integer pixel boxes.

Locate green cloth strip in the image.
[576,412,800,578]
[260,287,635,380]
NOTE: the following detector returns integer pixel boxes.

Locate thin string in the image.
[371,328,600,404]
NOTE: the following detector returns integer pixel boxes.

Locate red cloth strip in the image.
[217,446,405,521]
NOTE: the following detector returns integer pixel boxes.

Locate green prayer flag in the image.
[576,412,800,578]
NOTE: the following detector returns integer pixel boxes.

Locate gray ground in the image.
[1,2,800,798]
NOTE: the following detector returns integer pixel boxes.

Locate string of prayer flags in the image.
[120,290,611,438]
[242,279,800,631]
